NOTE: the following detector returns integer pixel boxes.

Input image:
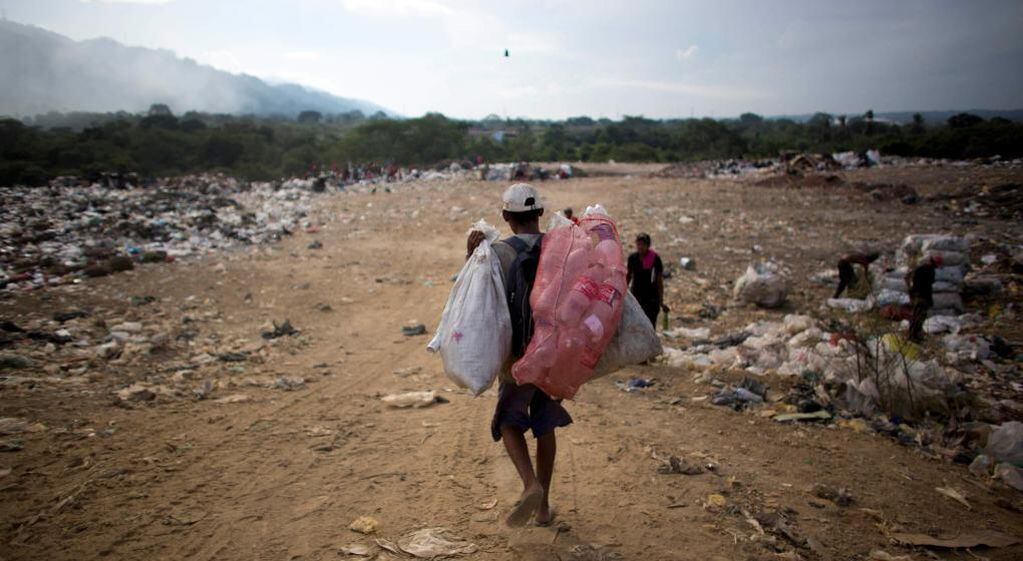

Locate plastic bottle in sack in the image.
[535,232,589,315]
[531,229,575,313]
[556,276,600,324]
[581,282,621,342]
[594,238,622,266]
[528,323,559,369]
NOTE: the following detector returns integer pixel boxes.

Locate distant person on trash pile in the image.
[833,251,880,299]
[906,254,942,342]
[465,183,571,528]
[626,233,668,328]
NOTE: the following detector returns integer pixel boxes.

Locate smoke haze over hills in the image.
[0,20,390,118]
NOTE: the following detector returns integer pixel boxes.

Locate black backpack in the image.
[502,235,543,357]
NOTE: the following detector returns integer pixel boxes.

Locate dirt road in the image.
[2,170,1022,560]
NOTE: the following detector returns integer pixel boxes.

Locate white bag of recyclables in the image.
[592,292,663,378]
[898,234,969,268]
[931,292,963,312]
[922,249,968,268]
[875,289,910,307]
[827,298,873,313]
[734,262,789,308]
[877,276,908,292]
[427,220,510,396]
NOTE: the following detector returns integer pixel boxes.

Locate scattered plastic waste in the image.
[397,527,478,558]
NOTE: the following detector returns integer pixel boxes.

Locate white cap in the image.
[502,183,544,213]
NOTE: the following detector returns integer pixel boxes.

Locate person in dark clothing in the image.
[626,233,667,328]
[834,251,880,298]
[907,255,942,341]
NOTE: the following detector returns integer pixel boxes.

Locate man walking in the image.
[466,184,571,527]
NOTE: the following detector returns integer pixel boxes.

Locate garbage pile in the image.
[928,182,1023,221]
[0,292,313,410]
[661,314,841,378]
[479,162,576,182]
[0,175,319,290]
[660,311,1008,420]
[660,299,1023,482]
[872,234,970,315]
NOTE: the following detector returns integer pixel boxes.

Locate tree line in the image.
[1,106,1021,186]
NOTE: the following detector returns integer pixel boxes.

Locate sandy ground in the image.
[2,168,1022,561]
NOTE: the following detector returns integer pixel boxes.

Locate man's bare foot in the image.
[535,503,553,527]
[505,484,543,527]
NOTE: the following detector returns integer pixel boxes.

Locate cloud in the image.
[506,32,559,54]
[79,0,175,4]
[596,78,764,101]
[676,45,699,61]
[285,51,321,62]
[339,0,452,17]
[498,85,539,99]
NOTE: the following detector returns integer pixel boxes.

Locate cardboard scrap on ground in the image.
[891,530,1019,549]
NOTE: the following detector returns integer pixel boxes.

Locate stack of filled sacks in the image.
[873,234,969,316]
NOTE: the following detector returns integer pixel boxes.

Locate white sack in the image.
[427,220,510,396]
[593,291,662,378]
[734,262,789,308]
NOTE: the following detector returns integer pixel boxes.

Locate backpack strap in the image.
[502,234,544,357]
[502,235,528,253]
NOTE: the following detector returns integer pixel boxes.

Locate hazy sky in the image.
[3,0,1021,119]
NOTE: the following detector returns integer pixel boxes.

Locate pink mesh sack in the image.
[512,207,626,398]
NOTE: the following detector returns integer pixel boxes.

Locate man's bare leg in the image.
[535,432,556,525]
[501,426,543,527]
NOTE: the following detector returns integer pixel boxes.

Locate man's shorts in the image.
[491,382,572,442]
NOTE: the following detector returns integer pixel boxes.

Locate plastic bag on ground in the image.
[381,391,441,408]
[876,289,910,307]
[512,206,626,399]
[398,527,478,558]
[923,315,962,335]
[733,262,789,308]
[984,422,1023,467]
[427,220,510,395]
[827,298,873,313]
[782,314,814,335]
[592,291,662,378]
